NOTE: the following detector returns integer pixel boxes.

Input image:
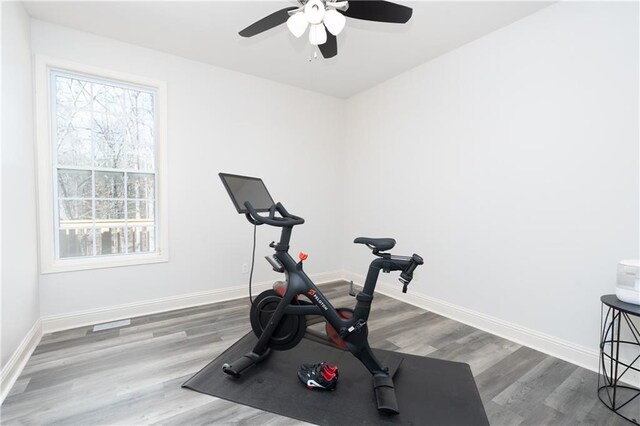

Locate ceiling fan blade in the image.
[239,7,299,37]
[319,33,338,59]
[343,1,412,24]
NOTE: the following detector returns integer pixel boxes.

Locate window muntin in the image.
[52,71,158,260]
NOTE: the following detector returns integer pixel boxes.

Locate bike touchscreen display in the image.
[219,173,275,213]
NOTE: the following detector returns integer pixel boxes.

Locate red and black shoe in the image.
[297,362,339,391]
[300,362,339,378]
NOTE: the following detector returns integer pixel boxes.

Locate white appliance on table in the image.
[616,259,640,305]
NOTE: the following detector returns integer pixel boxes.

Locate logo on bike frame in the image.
[307,289,327,310]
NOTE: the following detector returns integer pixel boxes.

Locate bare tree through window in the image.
[53,72,157,258]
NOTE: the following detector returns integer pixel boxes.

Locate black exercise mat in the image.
[183,333,488,425]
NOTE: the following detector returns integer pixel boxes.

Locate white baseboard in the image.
[372,278,640,387]
[1,319,42,404]
[13,268,638,403]
[342,271,603,374]
[41,271,344,333]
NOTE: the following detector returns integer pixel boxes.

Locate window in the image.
[36,58,167,272]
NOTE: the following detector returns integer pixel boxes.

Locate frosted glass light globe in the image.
[308,23,327,45]
[323,9,346,36]
[287,12,308,38]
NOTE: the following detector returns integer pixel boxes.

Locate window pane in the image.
[59,200,92,222]
[137,91,154,113]
[94,84,125,115]
[128,226,155,253]
[55,76,92,112]
[56,110,73,141]
[136,111,154,147]
[59,228,94,258]
[96,227,125,255]
[94,140,126,169]
[124,90,154,169]
[127,173,155,199]
[96,200,125,220]
[52,72,159,262]
[124,90,153,118]
[127,200,154,220]
[56,110,92,147]
[93,113,126,144]
[67,110,94,140]
[57,137,92,168]
[126,144,154,171]
[95,171,124,198]
[58,169,92,198]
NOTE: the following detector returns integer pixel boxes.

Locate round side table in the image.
[598,294,640,424]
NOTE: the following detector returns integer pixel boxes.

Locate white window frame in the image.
[35,56,169,273]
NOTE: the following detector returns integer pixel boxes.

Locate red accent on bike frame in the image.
[273,282,297,300]
[326,309,353,350]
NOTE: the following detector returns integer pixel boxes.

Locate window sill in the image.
[41,252,168,274]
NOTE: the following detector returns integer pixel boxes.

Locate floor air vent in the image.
[93,319,131,332]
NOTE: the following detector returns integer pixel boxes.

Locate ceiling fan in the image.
[238,0,413,59]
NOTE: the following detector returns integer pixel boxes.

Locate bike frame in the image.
[217,184,422,414]
[251,223,413,376]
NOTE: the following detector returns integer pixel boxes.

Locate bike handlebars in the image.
[245,198,422,293]
[244,201,305,227]
[399,254,424,293]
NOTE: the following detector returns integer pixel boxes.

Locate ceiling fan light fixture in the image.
[304,0,325,25]
[308,23,327,45]
[286,12,308,38]
[323,9,346,36]
[238,0,413,59]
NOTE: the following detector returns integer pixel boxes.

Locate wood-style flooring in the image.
[1,281,631,425]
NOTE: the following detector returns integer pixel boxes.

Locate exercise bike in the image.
[219,173,424,415]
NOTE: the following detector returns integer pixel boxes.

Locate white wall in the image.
[31,21,345,318]
[1,2,40,366]
[7,1,639,375]
[343,1,639,354]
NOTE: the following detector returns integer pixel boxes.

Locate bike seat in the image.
[354,237,396,252]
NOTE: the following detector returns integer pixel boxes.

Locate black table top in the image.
[601,294,640,316]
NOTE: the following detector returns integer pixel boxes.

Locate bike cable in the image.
[249,222,257,307]
[248,223,278,314]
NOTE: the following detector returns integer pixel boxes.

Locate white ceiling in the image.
[24,1,553,98]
